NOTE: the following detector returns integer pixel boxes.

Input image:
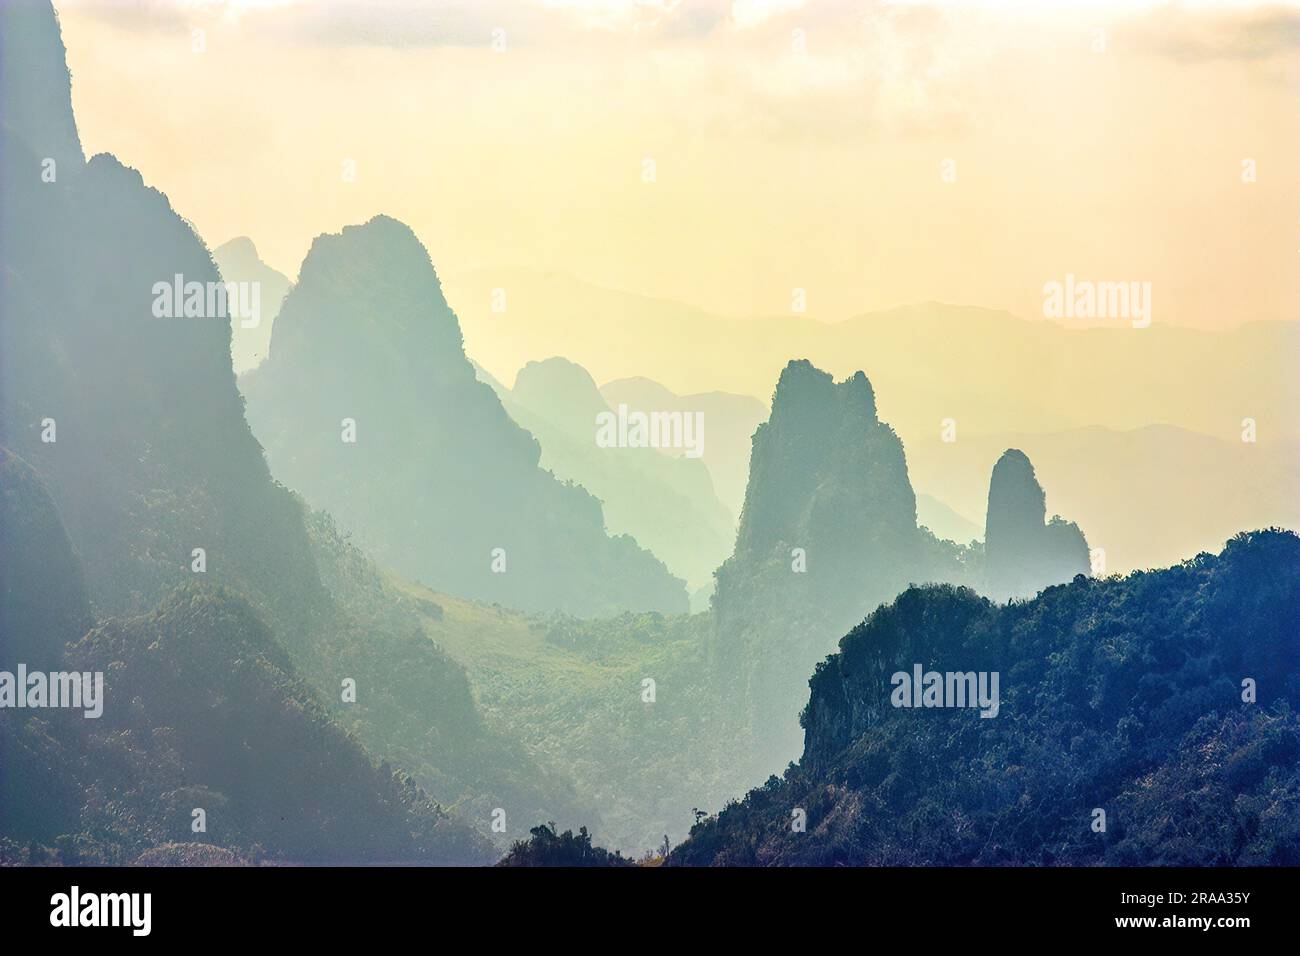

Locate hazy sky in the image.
[55,0,1299,327]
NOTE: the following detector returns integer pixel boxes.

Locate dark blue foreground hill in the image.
[671,529,1300,866]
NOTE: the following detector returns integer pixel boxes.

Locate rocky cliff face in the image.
[984,449,1089,601]
[709,360,931,763]
[706,362,1094,773]
[729,361,918,564]
[241,216,687,617]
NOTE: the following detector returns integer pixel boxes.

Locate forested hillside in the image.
[0,449,492,865]
[0,0,578,859]
[671,530,1300,866]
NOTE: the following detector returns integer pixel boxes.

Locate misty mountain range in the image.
[221,237,1296,578]
[477,356,735,591]
[240,214,688,618]
[1,0,1296,867]
[444,267,1299,444]
[212,237,290,375]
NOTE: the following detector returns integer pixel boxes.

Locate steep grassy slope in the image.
[385,574,756,854]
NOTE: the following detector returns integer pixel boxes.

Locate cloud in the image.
[56,0,737,46]
[285,1,551,47]
[58,0,1300,59]
[1128,5,1300,62]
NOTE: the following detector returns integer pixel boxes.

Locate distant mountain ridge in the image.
[908,424,1300,574]
[213,236,291,374]
[916,492,981,544]
[599,376,767,520]
[983,449,1089,601]
[445,267,1298,445]
[485,356,735,588]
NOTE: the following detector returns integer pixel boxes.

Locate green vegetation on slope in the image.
[388,573,759,854]
[0,449,493,865]
[498,824,634,867]
[670,530,1300,866]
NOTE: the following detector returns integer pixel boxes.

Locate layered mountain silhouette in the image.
[908,425,1300,574]
[712,361,944,760]
[0,0,580,860]
[241,217,687,616]
[709,360,1085,767]
[6,0,1295,873]
[213,236,291,374]
[447,269,1300,443]
[328,359,1094,853]
[0,449,494,864]
[984,449,1090,601]
[714,362,923,634]
[484,356,734,588]
[2,72,320,628]
[916,492,981,544]
[671,530,1300,866]
[599,376,767,520]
